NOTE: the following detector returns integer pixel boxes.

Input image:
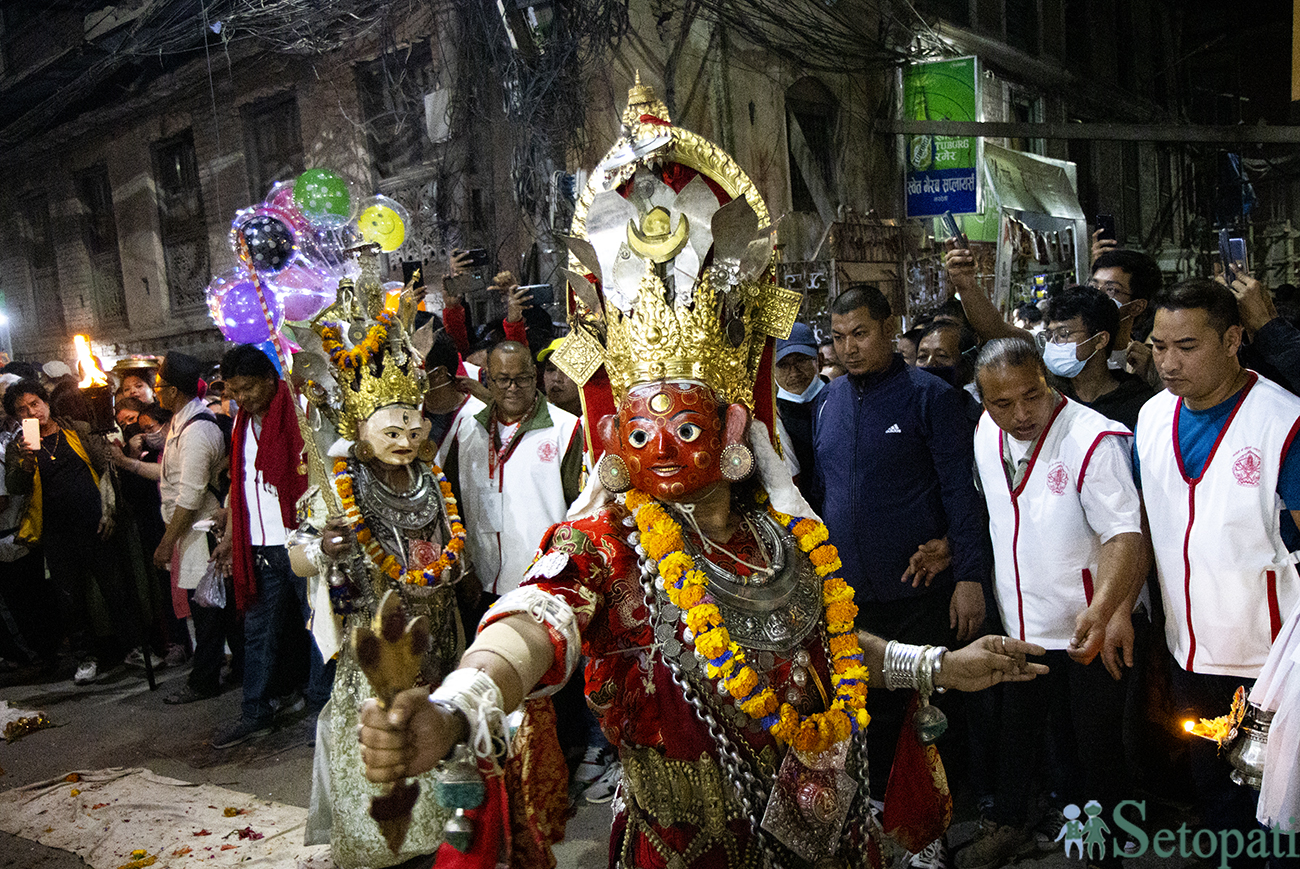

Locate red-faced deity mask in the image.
[598,381,749,500]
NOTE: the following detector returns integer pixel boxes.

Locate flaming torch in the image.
[74,335,115,433]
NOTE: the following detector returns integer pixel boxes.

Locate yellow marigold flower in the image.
[658,551,693,583]
[792,519,817,539]
[741,690,778,718]
[678,584,706,609]
[825,600,858,626]
[725,666,759,698]
[810,544,840,567]
[625,490,652,511]
[829,633,858,656]
[856,708,871,728]
[814,559,843,577]
[695,626,731,659]
[684,604,722,634]
[770,509,792,526]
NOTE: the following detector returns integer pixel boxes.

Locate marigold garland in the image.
[626,488,870,755]
[320,311,396,372]
[333,457,466,586]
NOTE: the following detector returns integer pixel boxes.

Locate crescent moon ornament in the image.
[627,206,690,264]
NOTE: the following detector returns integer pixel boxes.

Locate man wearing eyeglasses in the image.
[1087,249,1164,382]
[437,340,585,604]
[1042,286,1155,431]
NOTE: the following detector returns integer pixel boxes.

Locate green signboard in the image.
[903,56,979,217]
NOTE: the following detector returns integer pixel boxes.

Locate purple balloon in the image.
[215,278,284,344]
[272,261,337,321]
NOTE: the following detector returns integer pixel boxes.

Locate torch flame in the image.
[74,335,109,388]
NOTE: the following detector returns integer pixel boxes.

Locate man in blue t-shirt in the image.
[1135,278,1300,862]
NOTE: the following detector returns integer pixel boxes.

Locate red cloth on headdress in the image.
[228,379,306,610]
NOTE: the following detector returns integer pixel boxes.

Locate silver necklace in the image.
[677,509,821,652]
[353,460,442,531]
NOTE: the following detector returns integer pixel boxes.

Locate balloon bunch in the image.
[206,168,412,349]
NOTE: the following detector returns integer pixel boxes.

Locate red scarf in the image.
[228,380,307,610]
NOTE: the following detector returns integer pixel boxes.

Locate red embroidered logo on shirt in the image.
[1046,461,1069,495]
[537,441,558,463]
[1232,447,1262,487]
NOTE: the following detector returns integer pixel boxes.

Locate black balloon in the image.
[238,215,295,273]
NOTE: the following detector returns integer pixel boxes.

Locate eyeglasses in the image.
[1087,280,1132,302]
[1036,327,1090,347]
[490,375,535,390]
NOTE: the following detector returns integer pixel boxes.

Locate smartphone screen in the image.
[1228,238,1248,274]
[519,283,553,308]
[1095,214,1117,242]
[941,211,969,248]
[1218,228,1237,283]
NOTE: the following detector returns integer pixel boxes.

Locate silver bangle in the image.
[884,640,927,691]
[429,668,509,763]
[924,645,948,694]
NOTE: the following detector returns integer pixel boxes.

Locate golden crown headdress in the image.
[551,74,800,409]
[309,246,425,440]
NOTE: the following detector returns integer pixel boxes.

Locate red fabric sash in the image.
[228,380,306,610]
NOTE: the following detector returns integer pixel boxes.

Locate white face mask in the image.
[1042,339,1098,379]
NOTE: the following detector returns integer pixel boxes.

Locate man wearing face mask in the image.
[774,323,826,510]
[1043,286,1155,431]
[1086,249,1163,384]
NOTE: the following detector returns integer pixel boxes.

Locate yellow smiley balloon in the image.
[358,197,408,252]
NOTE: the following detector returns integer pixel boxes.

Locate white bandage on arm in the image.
[468,617,559,702]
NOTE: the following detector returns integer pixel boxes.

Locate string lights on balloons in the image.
[206,169,413,360]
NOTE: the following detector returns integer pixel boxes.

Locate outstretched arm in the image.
[857,631,1047,692]
[360,613,554,783]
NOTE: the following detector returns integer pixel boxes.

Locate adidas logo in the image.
[885,424,901,434]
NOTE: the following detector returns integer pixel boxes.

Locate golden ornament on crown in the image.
[552,73,800,410]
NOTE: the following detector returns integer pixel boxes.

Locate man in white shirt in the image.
[959,338,1149,869]
[212,345,326,748]
[151,352,236,705]
[437,341,584,606]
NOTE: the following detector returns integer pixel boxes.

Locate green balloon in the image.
[294,168,351,228]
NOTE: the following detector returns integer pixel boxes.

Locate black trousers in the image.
[43,528,141,660]
[186,573,243,694]
[990,646,1131,828]
[0,545,57,662]
[857,585,960,794]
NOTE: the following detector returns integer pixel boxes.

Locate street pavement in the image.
[0,661,1227,868]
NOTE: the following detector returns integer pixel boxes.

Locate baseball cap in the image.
[537,337,565,365]
[775,323,818,363]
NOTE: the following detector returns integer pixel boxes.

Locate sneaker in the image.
[163,644,189,668]
[271,690,306,719]
[573,744,614,785]
[955,819,1035,869]
[124,647,166,669]
[1034,806,1069,850]
[909,838,951,869]
[164,684,219,705]
[73,658,99,685]
[212,718,272,749]
[585,761,621,804]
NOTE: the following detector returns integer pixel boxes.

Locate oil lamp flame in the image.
[74,335,109,388]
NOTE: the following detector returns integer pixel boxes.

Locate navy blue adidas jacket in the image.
[812,354,990,604]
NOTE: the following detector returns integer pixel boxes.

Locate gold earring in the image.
[597,453,632,493]
[720,444,754,481]
[353,441,375,463]
[417,440,436,462]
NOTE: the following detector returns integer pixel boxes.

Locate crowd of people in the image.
[2,107,1299,869]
